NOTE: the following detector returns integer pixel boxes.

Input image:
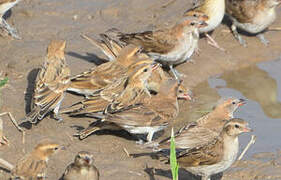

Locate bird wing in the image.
[69,62,126,93]
[118,29,176,54]
[226,0,260,23]
[176,137,224,166]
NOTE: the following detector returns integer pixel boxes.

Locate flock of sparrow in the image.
[0,0,280,179]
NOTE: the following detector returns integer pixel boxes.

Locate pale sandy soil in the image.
[0,0,281,179]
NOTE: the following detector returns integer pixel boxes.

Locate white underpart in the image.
[148,30,197,65]
[187,136,239,177]
[123,124,168,141]
[231,8,276,34]
[199,0,225,33]
[0,0,20,16]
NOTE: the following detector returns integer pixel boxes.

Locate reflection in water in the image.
[221,65,281,119]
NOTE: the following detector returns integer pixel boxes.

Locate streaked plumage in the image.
[82,34,192,100]
[78,78,180,142]
[176,118,252,180]
[153,98,246,150]
[105,15,208,79]
[61,62,158,116]
[23,40,71,124]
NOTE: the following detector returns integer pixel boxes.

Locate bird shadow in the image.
[66,51,108,66]
[24,68,39,114]
[154,168,223,180]
[3,10,12,21]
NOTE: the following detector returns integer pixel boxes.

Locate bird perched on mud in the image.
[105,14,208,80]
[10,139,64,180]
[176,118,252,180]
[150,98,246,150]
[78,78,180,142]
[0,0,21,39]
[62,61,159,116]
[62,151,99,180]
[81,34,192,101]
[184,0,226,51]
[226,0,281,47]
[23,40,71,124]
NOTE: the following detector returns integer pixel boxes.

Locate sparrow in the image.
[176,118,252,180]
[0,117,9,145]
[62,151,99,180]
[106,14,208,80]
[0,0,21,39]
[81,34,192,100]
[61,61,159,116]
[11,139,65,180]
[184,0,226,51]
[67,44,142,97]
[78,78,180,142]
[23,40,71,124]
[226,0,281,47]
[151,98,246,150]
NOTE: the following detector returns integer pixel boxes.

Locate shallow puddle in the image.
[176,57,281,159]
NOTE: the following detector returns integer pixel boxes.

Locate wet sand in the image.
[0,0,281,179]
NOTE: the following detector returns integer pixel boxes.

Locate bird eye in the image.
[54,147,59,150]
[190,22,195,26]
[193,14,197,17]
[143,68,148,72]
[232,102,236,104]
[179,90,183,93]
[235,124,239,128]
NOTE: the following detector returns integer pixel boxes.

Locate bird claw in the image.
[257,34,269,46]
[0,19,21,39]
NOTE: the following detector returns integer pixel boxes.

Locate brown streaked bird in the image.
[81,34,193,100]
[62,151,99,180]
[0,0,21,39]
[78,78,180,142]
[152,98,246,150]
[61,62,159,116]
[11,139,64,180]
[23,40,71,124]
[183,0,226,51]
[106,14,208,80]
[226,0,281,47]
[67,44,144,97]
[175,118,252,180]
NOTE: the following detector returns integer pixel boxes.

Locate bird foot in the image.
[53,113,63,123]
[257,34,269,46]
[205,34,225,51]
[0,19,21,39]
[0,136,9,146]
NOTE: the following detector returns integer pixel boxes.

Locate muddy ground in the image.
[0,0,281,179]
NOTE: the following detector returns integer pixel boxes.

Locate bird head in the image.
[34,139,65,160]
[213,98,246,119]
[47,40,66,60]
[74,151,95,167]
[223,118,252,137]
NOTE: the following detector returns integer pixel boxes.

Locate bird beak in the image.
[183,93,192,101]
[238,99,246,107]
[243,126,253,132]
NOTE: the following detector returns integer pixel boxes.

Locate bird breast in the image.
[199,0,225,33]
